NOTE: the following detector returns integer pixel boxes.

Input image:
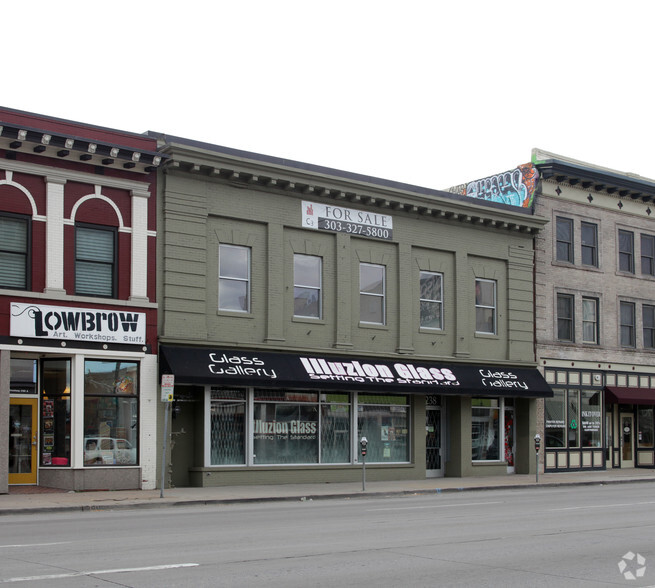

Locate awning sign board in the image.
[160,346,552,398]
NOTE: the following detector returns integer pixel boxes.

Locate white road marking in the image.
[367,501,503,511]
[1,563,199,583]
[0,542,70,549]
[550,500,655,511]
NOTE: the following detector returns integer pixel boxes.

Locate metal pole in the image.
[160,401,170,498]
[362,454,366,491]
[535,450,539,484]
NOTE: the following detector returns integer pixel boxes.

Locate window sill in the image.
[217,310,254,319]
[419,327,446,335]
[292,316,325,325]
[358,322,388,330]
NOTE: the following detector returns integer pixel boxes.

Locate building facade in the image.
[0,108,164,492]
[153,134,551,488]
[533,148,655,472]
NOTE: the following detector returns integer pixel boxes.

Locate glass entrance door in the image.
[621,413,634,468]
[9,398,38,485]
[426,406,443,477]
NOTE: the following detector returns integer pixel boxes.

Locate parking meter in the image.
[534,433,541,483]
[360,437,368,491]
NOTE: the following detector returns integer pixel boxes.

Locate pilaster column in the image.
[130,189,150,301]
[44,176,66,294]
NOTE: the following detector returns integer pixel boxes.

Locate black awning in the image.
[159,346,553,398]
[605,386,655,405]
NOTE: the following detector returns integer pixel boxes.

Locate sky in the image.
[4,1,655,190]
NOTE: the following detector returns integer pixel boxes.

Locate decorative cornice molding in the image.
[0,158,151,193]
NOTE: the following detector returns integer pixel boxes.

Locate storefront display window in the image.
[638,408,654,449]
[210,389,246,465]
[357,395,409,462]
[545,389,566,447]
[567,391,580,447]
[41,359,71,466]
[472,398,500,460]
[209,388,353,466]
[254,392,319,464]
[10,358,37,394]
[321,394,350,463]
[581,390,602,447]
[83,360,138,466]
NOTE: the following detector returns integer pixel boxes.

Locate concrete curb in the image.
[2,476,654,516]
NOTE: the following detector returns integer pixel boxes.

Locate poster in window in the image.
[43,400,54,417]
[43,435,54,451]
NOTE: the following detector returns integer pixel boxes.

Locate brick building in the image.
[0,108,165,492]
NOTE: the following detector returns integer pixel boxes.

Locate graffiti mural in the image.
[449,163,539,208]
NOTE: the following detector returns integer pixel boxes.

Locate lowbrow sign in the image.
[160,346,553,398]
[11,302,146,345]
[301,200,393,240]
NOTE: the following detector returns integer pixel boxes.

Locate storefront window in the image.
[209,389,352,466]
[321,393,350,463]
[638,408,654,449]
[357,395,409,462]
[472,398,500,460]
[10,358,37,394]
[41,359,71,466]
[581,390,602,447]
[83,360,138,466]
[567,390,580,447]
[545,389,566,448]
[254,390,319,464]
[210,389,246,465]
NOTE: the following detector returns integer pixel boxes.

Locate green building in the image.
[152,134,551,488]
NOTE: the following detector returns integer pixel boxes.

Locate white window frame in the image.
[419,270,443,330]
[359,263,385,325]
[219,244,251,313]
[293,254,322,319]
[475,278,496,334]
[582,297,599,344]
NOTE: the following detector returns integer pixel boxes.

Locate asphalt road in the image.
[1,483,655,587]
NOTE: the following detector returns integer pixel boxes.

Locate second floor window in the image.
[556,217,574,263]
[0,214,29,290]
[419,271,443,329]
[618,230,635,273]
[219,244,250,312]
[641,234,655,276]
[75,224,116,297]
[620,301,636,347]
[643,305,655,349]
[581,222,598,267]
[294,254,321,319]
[360,263,385,324]
[582,297,599,344]
[557,293,574,341]
[475,279,496,334]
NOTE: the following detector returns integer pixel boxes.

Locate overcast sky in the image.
[5,1,654,190]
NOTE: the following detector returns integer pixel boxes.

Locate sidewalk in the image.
[3,468,655,516]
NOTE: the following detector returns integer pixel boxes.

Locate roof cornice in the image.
[1,120,168,174]
[157,135,548,235]
[533,148,655,203]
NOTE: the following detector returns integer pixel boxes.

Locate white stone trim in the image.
[0,159,151,193]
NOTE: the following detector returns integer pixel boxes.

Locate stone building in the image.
[533,148,655,472]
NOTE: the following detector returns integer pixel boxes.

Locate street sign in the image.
[161,374,174,402]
